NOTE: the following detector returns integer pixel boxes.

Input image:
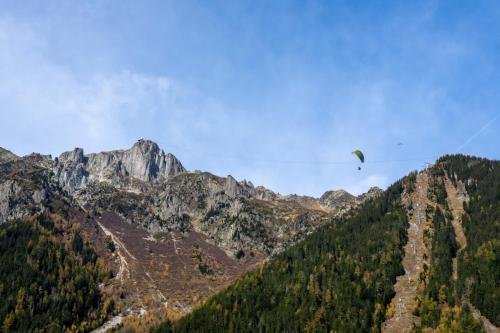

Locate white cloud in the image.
[0,17,221,158]
[0,17,412,197]
[1,8,485,198]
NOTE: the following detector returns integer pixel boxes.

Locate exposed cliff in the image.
[0,147,19,163]
[55,139,186,193]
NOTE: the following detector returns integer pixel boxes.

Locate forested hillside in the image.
[0,214,113,333]
[1,151,497,333]
[0,142,380,331]
[152,155,499,333]
[152,179,409,332]
[440,155,500,326]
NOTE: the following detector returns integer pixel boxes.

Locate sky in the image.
[0,0,499,196]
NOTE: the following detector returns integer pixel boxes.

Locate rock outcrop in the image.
[0,156,55,223]
[55,139,186,193]
[319,187,383,211]
[0,147,19,163]
[320,189,356,209]
[0,140,383,256]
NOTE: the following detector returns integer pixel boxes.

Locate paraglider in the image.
[352,149,364,170]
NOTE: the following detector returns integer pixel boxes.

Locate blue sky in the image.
[0,1,499,196]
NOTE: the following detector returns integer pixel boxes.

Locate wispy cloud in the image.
[1,2,499,197]
[0,17,206,156]
[0,15,465,196]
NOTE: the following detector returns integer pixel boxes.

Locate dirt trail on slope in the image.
[444,176,467,281]
[95,211,263,314]
[97,220,135,283]
[444,177,499,333]
[382,171,430,333]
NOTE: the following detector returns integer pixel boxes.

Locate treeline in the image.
[438,155,500,326]
[152,180,409,333]
[0,214,112,332]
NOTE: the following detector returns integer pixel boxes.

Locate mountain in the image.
[55,139,186,193]
[151,155,499,333]
[0,147,19,163]
[0,140,375,332]
[8,142,496,333]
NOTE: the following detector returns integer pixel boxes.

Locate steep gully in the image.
[444,177,499,333]
[382,171,430,333]
[382,172,498,333]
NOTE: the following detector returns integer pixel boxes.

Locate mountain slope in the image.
[0,148,18,163]
[152,155,499,333]
[382,171,430,333]
[152,179,409,332]
[0,140,372,330]
[437,156,500,331]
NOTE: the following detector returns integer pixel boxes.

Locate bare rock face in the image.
[225,175,249,198]
[0,139,379,256]
[252,186,278,201]
[0,147,19,163]
[55,148,88,193]
[0,156,54,223]
[55,139,186,193]
[357,186,383,202]
[0,180,23,222]
[320,189,356,209]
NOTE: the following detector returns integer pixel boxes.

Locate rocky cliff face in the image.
[319,187,383,213]
[55,139,186,193]
[0,147,19,163]
[320,189,356,209]
[357,186,384,202]
[0,155,55,222]
[76,171,330,256]
[0,140,380,255]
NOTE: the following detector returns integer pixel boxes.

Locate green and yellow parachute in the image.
[352,149,364,170]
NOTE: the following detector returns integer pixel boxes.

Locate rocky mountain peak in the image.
[133,138,159,151]
[367,186,383,194]
[319,189,356,209]
[358,186,383,201]
[55,139,186,193]
[0,147,19,163]
[225,175,247,198]
[58,147,85,165]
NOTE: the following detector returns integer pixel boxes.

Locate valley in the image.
[0,143,498,332]
[0,141,377,331]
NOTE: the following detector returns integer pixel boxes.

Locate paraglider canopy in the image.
[352,149,364,171]
[352,150,365,163]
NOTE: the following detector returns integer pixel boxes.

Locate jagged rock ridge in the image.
[55,139,186,193]
[0,147,19,163]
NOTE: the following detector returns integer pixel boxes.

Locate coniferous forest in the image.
[0,215,112,333]
[152,155,499,333]
[152,180,409,332]
[1,153,498,333]
[440,155,500,326]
